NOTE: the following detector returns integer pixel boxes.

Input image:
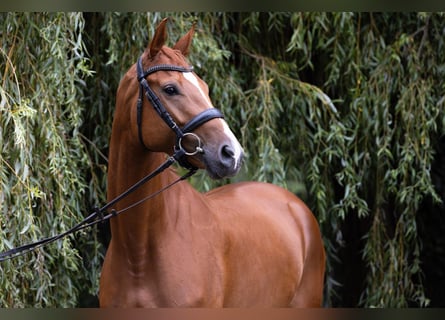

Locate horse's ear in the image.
[173,22,196,56]
[148,18,169,58]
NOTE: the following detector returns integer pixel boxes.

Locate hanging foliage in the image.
[0,12,99,307]
[1,12,444,307]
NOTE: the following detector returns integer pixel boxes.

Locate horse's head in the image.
[121,18,243,179]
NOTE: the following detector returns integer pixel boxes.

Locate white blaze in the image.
[183,72,244,169]
[220,119,244,168]
[183,72,213,108]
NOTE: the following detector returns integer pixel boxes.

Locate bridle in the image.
[0,55,225,261]
[136,56,224,169]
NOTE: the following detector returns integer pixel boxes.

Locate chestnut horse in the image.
[99,18,325,307]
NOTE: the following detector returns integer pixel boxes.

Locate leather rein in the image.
[0,56,224,261]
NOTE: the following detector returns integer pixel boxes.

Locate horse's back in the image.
[205,181,325,307]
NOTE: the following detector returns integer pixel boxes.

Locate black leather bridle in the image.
[0,56,226,261]
[136,56,224,169]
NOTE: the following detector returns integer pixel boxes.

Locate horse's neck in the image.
[107,138,184,253]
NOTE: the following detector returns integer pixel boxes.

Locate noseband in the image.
[136,56,224,169]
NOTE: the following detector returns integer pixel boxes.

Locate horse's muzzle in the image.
[203,142,244,179]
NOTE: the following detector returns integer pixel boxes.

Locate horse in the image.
[99,18,325,307]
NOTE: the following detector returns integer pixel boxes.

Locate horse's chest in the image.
[115,241,224,306]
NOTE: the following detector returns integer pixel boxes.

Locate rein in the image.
[0,55,223,262]
[0,148,195,262]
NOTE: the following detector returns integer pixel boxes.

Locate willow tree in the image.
[0,13,100,306]
[1,12,444,307]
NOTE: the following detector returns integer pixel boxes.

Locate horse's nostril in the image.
[218,144,236,169]
[221,145,235,159]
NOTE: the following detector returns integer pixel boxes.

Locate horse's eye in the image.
[163,85,178,96]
